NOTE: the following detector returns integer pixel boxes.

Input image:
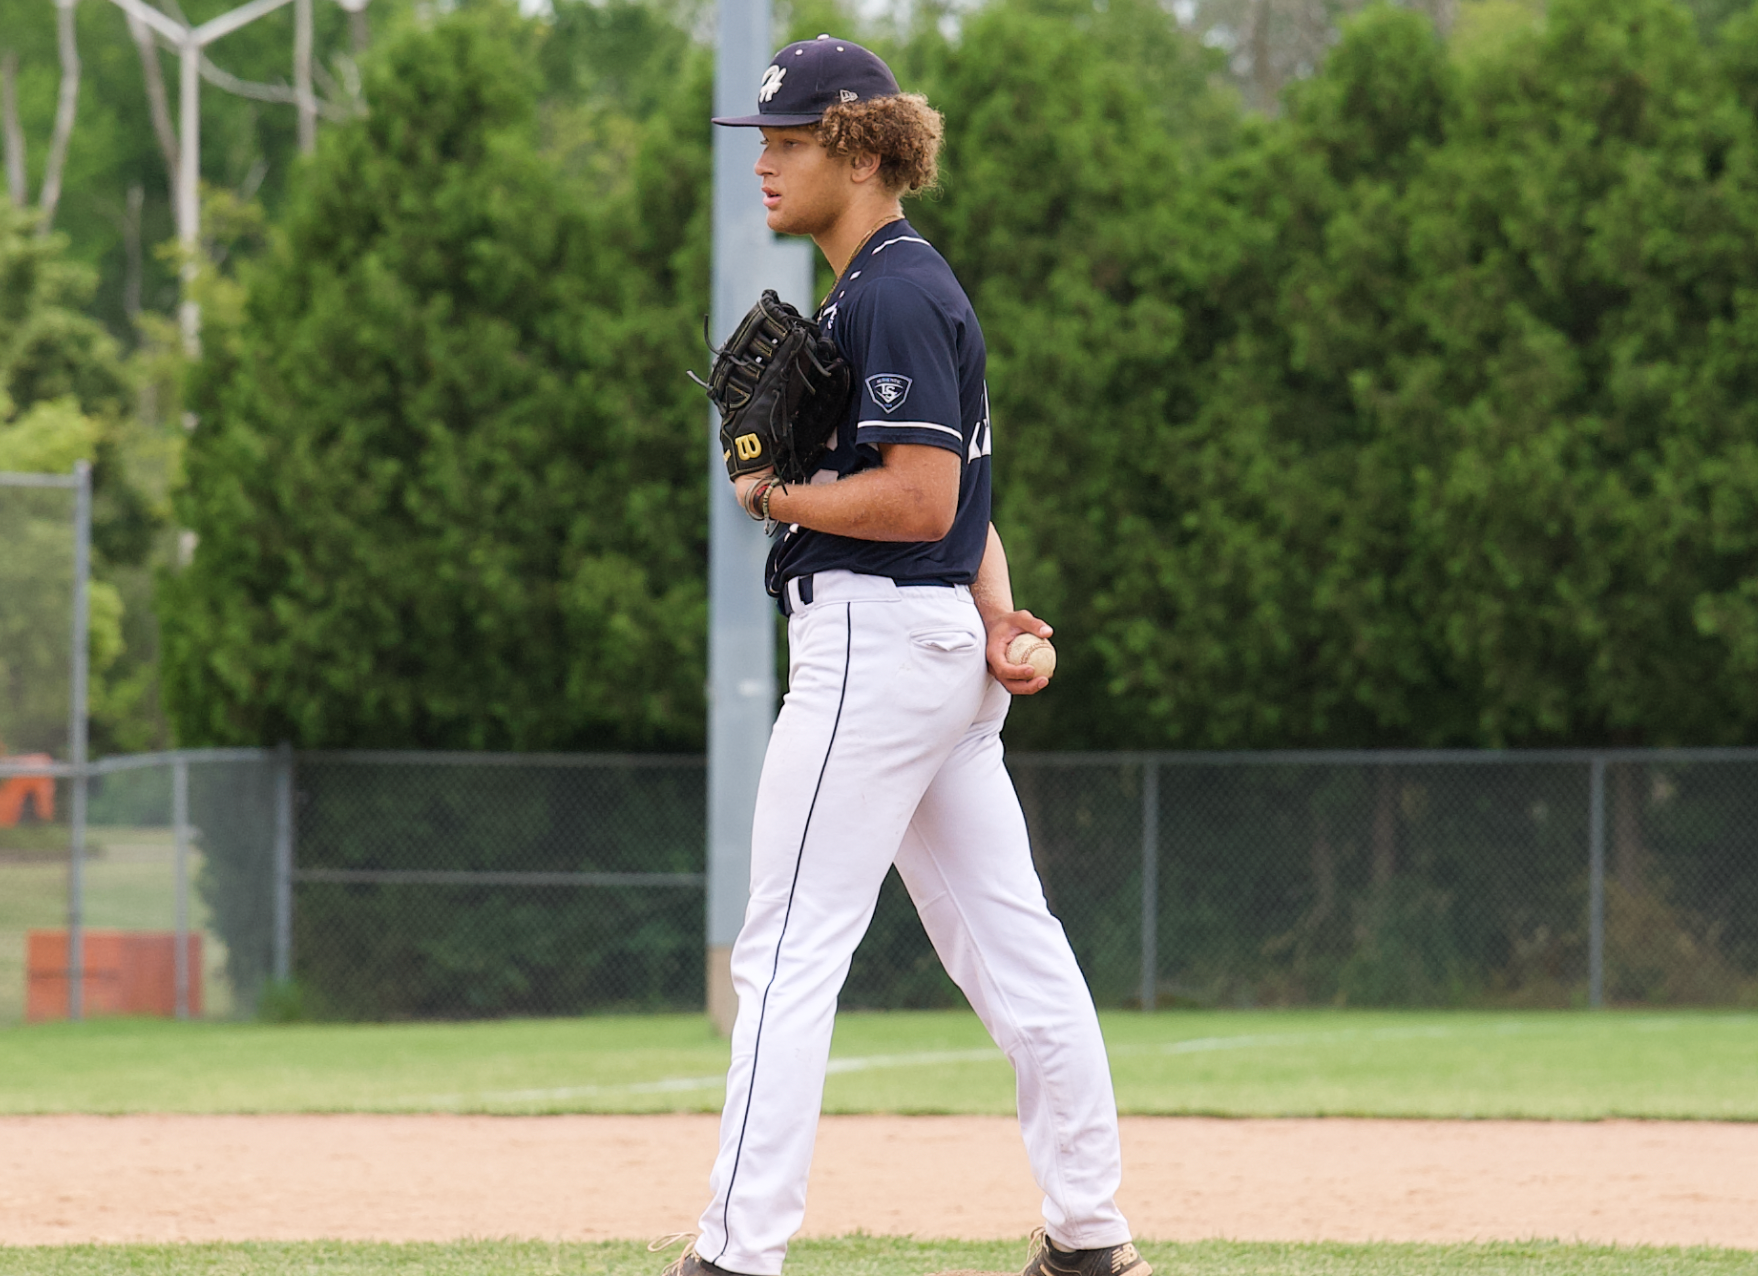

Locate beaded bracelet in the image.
[742,474,785,522]
[758,476,785,523]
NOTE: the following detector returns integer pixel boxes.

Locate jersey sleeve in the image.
[848,277,965,455]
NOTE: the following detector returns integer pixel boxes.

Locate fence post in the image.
[1140,758,1159,1012]
[272,742,294,984]
[1588,755,1606,1009]
[173,753,190,1020]
[66,460,91,1021]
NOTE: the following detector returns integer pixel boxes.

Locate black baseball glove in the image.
[692,290,851,484]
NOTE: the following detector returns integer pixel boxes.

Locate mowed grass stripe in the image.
[1,1238,1755,1276]
[0,1010,1753,1119]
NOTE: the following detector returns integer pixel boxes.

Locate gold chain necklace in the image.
[825,211,905,304]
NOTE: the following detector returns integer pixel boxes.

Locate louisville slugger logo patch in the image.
[866,374,912,413]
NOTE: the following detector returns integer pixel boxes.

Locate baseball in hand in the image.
[1005,633,1057,680]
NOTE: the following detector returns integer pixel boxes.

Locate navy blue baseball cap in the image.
[712,35,900,128]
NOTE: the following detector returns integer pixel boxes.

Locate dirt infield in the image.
[2,1114,1755,1250]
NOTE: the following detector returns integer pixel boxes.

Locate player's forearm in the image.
[755,443,959,542]
[973,523,1055,694]
[971,523,1015,625]
[765,469,951,542]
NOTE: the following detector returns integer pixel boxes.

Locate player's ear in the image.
[848,150,884,185]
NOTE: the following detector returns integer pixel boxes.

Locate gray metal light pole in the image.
[102,0,299,356]
[706,0,813,1035]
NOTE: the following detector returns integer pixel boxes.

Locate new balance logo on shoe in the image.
[1020,1230,1152,1276]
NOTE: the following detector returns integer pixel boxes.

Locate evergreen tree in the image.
[162,6,712,750]
[1089,0,1758,748]
[904,0,1238,748]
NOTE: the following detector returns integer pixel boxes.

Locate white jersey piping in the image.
[857,419,963,440]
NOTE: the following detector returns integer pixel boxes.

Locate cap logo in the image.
[839,89,858,103]
[759,64,786,103]
[866,374,912,412]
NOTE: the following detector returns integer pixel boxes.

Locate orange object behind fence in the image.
[26,930,202,1021]
[0,755,55,827]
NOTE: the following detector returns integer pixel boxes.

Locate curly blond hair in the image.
[816,93,944,196]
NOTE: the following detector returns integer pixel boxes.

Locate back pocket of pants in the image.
[911,629,980,654]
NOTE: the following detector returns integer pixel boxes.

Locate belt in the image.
[778,571,964,617]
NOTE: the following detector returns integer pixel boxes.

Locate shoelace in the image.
[648,1232,698,1255]
[1027,1227,1098,1273]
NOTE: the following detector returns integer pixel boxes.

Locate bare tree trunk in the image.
[294,0,315,154]
[1612,762,1646,894]
[1372,766,1397,886]
[1,51,26,209]
[122,182,144,320]
[127,10,180,208]
[37,0,81,235]
[1248,0,1276,113]
[349,4,369,55]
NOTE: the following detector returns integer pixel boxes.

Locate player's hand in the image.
[732,468,775,506]
[986,609,1053,696]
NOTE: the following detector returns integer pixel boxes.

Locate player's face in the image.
[755,126,855,237]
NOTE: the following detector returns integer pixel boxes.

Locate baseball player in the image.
[666,36,1147,1276]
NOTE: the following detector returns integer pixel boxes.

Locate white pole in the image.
[705,0,813,1036]
[294,0,314,154]
[178,37,200,357]
[67,460,90,1021]
[706,0,771,1038]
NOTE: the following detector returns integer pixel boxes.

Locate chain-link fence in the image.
[0,473,77,762]
[1011,752,1758,1011]
[1,470,81,1023]
[6,746,1756,1023]
[289,752,706,1018]
[0,749,284,1024]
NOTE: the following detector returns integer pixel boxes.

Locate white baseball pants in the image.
[695,570,1132,1275]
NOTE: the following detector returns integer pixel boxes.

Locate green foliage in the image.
[0,0,391,335]
[898,0,1239,748]
[189,754,282,1011]
[942,0,1758,750]
[253,978,309,1023]
[162,6,712,752]
[0,204,162,755]
[150,0,1758,757]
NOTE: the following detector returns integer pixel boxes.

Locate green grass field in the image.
[1,1008,1753,1119]
[3,1016,1753,1272]
[1,1238,1754,1276]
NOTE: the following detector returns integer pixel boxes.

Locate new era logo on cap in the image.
[712,35,901,128]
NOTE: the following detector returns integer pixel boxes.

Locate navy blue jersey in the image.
[765,220,992,599]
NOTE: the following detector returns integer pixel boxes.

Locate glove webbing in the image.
[711,310,790,411]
